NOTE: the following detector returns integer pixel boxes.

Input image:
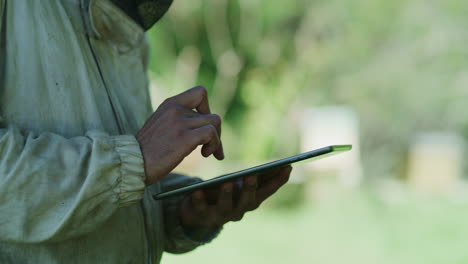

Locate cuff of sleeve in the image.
[113,135,146,207]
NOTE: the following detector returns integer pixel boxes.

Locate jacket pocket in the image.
[82,0,145,54]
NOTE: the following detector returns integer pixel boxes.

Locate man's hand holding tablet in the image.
[178,166,293,229]
[139,83,351,233]
[157,145,352,230]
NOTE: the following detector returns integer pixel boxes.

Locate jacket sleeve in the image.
[0,118,146,243]
[160,173,222,254]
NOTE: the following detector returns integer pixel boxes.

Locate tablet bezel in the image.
[152,145,352,200]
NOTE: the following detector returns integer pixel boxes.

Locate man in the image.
[0,0,292,263]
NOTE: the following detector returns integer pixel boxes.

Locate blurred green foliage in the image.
[165,191,468,264]
[147,0,468,180]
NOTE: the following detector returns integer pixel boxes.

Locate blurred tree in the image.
[147,0,468,180]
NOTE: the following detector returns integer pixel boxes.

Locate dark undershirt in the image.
[110,0,173,31]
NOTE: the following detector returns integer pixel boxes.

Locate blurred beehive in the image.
[299,106,362,201]
[407,132,465,194]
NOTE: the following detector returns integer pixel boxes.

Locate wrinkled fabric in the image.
[0,0,217,263]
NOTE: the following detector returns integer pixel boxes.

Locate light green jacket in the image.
[0,0,214,263]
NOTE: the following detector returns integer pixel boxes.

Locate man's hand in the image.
[136,86,224,185]
[178,166,293,229]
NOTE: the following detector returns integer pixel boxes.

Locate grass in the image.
[164,189,468,264]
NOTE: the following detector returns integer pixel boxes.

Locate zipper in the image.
[79,1,153,263]
[79,0,124,134]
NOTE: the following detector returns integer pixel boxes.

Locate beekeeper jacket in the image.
[0,1,216,263]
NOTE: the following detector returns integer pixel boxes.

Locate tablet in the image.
[152,145,352,200]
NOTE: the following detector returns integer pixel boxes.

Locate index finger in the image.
[168,86,211,114]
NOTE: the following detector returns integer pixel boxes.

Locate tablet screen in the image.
[152,145,352,200]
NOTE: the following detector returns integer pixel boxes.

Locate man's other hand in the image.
[136,86,224,185]
[178,166,293,229]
